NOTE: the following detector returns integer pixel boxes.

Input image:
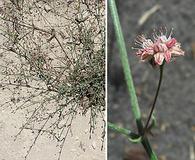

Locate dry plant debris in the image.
[0,0,105,159]
[138,4,161,26]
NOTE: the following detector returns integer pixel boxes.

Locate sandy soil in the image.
[0,43,105,160]
[0,106,104,160]
[0,1,105,160]
[0,37,105,160]
[108,0,195,160]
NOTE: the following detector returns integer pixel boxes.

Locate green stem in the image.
[109,0,140,120]
[109,1,158,160]
[143,64,164,136]
[108,122,142,143]
[108,122,130,136]
[137,119,158,160]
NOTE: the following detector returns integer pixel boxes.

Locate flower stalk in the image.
[143,64,164,137]
[109,0,158,159]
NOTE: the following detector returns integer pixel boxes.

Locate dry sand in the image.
[0,105,105,160]
[0,1,105,160]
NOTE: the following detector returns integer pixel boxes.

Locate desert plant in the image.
[0,0,105,159]
[108,0,184,160]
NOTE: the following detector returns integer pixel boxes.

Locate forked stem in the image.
[109,0,158,159]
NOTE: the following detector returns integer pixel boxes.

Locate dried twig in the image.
[138,4,161,26]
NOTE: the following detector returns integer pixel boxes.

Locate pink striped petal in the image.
[166,38,177,48]
[164,51,171,63]
[154,53,164,65]
[170,44,185,56]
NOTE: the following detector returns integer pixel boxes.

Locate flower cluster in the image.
[134,29,184,66]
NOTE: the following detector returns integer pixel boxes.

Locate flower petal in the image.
[153,43,168,53]
[154,52,164,65]
[170,43,184,56]
[166,38,177,48]
[164,51,171,63]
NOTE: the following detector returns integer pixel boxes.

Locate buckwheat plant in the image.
[0,0,105,159]
[108,1,184,160]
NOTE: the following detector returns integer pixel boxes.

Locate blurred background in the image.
[108,0,195,160]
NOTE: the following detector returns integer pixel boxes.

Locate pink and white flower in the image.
[134,29,184,66]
